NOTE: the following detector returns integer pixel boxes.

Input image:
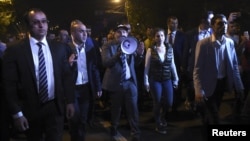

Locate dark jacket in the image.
[101,40,143,92]
[2,39,75,120]
[68,38,102,95]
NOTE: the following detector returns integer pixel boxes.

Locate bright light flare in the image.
[111,0,121,4]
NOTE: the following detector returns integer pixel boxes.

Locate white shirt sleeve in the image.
[144,48,151,86]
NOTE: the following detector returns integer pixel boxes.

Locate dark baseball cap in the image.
[114,24,128,32]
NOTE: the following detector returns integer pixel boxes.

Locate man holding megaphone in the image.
[101,24,144,141]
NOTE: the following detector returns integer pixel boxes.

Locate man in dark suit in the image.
[67,20,102,141]
[2,8,75,141]
[166,16,186,112]
[182,15,212,111]
[0,41,10,141]
[101,25,144,141]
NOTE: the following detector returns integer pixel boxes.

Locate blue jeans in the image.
[150,79,173,125]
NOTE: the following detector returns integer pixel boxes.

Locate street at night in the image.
[10,92,247,141]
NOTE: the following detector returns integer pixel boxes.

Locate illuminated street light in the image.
[105,0,125,14]
[111,0,121,4]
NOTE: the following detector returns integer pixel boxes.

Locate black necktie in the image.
[120,53,126,82]
[78,43,85,52]
[169,32,173,45]
[37,42,48,103]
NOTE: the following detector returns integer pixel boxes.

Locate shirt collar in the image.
[211,34,226,46]
[29,35,48,47]
[168,30,176,35]
[199,28,207,34]
[72,40,85,49]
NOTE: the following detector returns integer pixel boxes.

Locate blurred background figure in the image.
[57,29,70,44]
[0,40,6,57]
[240,31,250,124]
[47,32,56,41]
[206,11,214,27]
[144,26,154,51]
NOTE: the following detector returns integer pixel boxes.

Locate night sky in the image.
[14,0,95,27]
[12,0,250,36]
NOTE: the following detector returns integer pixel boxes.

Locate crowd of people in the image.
[0,7,250,141]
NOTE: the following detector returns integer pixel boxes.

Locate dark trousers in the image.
[109,79,140,136]
[69,83,91,141]
[0,96,11,141]
[241,89,250,124]
[26,100,64,141]
[197,78,226,124]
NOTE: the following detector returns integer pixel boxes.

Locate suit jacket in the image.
[101,40,143,92]
[183,28,199,76]
[2,38,75,120]
[171,30,186,73]
[193,35,244,97]
[68,38,102,95]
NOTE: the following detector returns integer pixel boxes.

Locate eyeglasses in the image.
[31,19,49,25]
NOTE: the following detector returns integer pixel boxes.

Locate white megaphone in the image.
[121,37,138,54]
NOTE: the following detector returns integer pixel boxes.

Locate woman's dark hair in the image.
[151,27,166,47]
[152,27,165,37]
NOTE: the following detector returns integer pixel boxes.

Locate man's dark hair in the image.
[23,8,44,27]
[211,14,226,26]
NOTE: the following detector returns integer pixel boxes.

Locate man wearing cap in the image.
[101,24,144,141]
